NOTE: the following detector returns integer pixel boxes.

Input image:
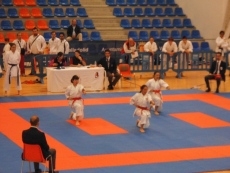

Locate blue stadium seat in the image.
[175,7,185,16]
[113,8,124,17]
[142,19,152,28]
[147,0,157,6]
[171,30,180,39]
[181,30,191,39]
[42,8,54,17]
[160,30,170,39]
[162,19,173,28]
[48,0,59,6]
[139,31,149,41]
[7,8,19,18]
[77,20,83,29]
[106,0,116,6]
[134,8,144,17]
[1,20,13,30]
[200,42,210,51]
[70,0,81,6]
[164,7,175,16]
[116,0,126,6]
[128,31,139,41]
[77,8,88,17]
[167,0,177,6]
[83,19,95,29]
[59,0,70,6]
[37,0,48,6]
[127,0,137,6]
[131,19,142,28]
[183,19,194,28]
[124,8,134,17]
[65,8,76,17]
[120,19,131,29]
[144,8,155,16]
[191,30,201,39]
[150,31,160,40]
[173,19,183,28]
[2,0,13,6]
[82,31,90,41]
[192,42,200,52]
[137,0,147,6]
[90,31,102,41]
[155,8,165,16]
[60,19,70,29]
[152,19,163,28]
[54,8,65,17]
[157,0,167,6]
[43,32,51,42]
[49,20,60,29]
[13,20,24,30]
[0,8,7,18]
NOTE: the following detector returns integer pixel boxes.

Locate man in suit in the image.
[204,52,226,93]
[22,115,58,173]
[97,49,121,90]
[66,19,82,41]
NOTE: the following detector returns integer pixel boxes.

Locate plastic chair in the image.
[134,8,144,17]
[77,20,83,29]
[25,20,36,29]
[127,0,136,6]
[155,8,165,16]
[162,19,173,28]
[59,0,70,6]
[0,8,7,18]
[113,8,123,17]
[137,0,147,6]
[43,32,51,41]
[25,0,36,6]
[14,0,25,6]
[142,19,152,28]
[152,19,163,28]
[131,19,142,28]
[191,30,201,39]
[106,0,116,6]
[65,8,76,17]
[3,0,13,6]
[167,0,176,6]
[120,19,131,29]
[21,144,53,173]
[192,42,200,52]
[82,31,90,41]
[0,33,5,42]
[147,0,157,6]
[173,19,183,28]
[8,8,19,18]
[118,63,136,87]
[175,7,185,16]
[157,0,167,6]
[21,32,29,41]
[150,31,160,39]
[37,20,49,30]
[139,31,149,41]
[48,0,59,6]
[54,8,65,17]
[116,0,126,6]
[1,20,13,30]
[171,30,180,39]
[31,8,42,18]
[183,18,194,28]
[37,0,48,6]
[181,30,191,39]
[90,31,102,41]
[61,19,70,29]
[6,32,17,42]
[49,20,60,29]
[42,8,54,17]
[13,20,25,30]
[124,8,134,17]
[70,0,81,6]
[164,7,175,16]
[19,8,31,18]
[144,8,155,16]
[83,19,95,29]
[77,8,88,17]
[160,30,170,40]
[200,42,210,51]
[128,31,139,41]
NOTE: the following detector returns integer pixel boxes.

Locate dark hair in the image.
[30,116,39,126]
[168,37,174,41]
[71,75,79,83]
[59,32,65,36]
[182,36,187,39]
[32,27,38,31]
[5,38,9,42]
[104,49,110,53]
[51,31,56,34]
[57,52,63,57]
[140,85,147,93]
[153,71,160,76]
[219,31,225,35]
[10,43,16,47]
[216,52,222,55]
[75,50,81,54]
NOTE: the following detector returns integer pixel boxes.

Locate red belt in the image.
[137,106,148,114]
[71,97,82,106]
[151,90,161,93]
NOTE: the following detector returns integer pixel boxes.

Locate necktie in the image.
[107,59,109,68]
[215,61,219,74]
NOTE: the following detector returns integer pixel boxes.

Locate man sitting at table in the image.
[52,52,66,68]
[69,50,86,66]
[97,49,121,90]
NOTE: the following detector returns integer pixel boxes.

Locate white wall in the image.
[176,0,229,49]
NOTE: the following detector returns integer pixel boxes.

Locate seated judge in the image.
[69,50,86,66]
[204,52,226,93]
[52,52,66,67]
[97,49,121,90]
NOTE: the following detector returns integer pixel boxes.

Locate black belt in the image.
[8,64,19,85]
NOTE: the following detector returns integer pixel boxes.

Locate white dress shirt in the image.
[48,37,61,54]
[57,39,70,54]
[13,39,27,54]
[27,34,46,54]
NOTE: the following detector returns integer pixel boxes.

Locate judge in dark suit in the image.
[97,49,121,90]
[22,116,58,173]
[204,52,226,93]
[66,19,82,41]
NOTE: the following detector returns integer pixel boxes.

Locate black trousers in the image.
[106,72,121,87]
[204,74,221,90]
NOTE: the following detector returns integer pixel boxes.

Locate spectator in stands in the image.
[97,49,121,90]
[144,37,158,64]
[215,31,228,54]
[178,36,193,65]
[58,32,69,55]
[2,38,11,71]
[121,38,138,64]
[13,32,27,76]
[48,31,60,54]
[66,19,82,42]
[27,27,46,75]
[52,52,66,67]
[70,50,86,66]
[204,52,226,93]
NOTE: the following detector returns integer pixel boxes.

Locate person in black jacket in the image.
[204,52,226,93]
[22,116,58,173]
[97,49,121,90]
[66,19,82,41]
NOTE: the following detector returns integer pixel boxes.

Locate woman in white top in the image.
[4,43,22,96]
[130,85,155,133]
[65,75,86,126]
[146,71,170,115]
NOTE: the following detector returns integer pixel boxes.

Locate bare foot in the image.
[154,111,159,115]
[75,121,80,126]
[139,128,145,133]
[69,112,74,119]
[136,120,139,127]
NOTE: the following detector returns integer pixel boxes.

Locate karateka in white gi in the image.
[146,71,170,115]
[215,31,228,54]
[65,75,86,126]
[130,85,155,133]
[4,43,22,96]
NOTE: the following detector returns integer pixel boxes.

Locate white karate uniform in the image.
[144,41,158,52]
[48,37,61,54]
[178,40,193,66]
[2,43,11,70]
[215,36,228,53]
[123,42,137,53]
[13,39,27,54]
[57,39,70,54]
[162,41,178,69]
[27,34,46,54]
[130,93,152,128]
[4,51,22,91]
[146,79,169,111]
[65,84,84,120]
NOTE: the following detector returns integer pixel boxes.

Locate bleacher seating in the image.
[144,8,155,16]
[175,7,185,16]
[77,20,83,29]
[6,32,16,41]
[151,31,160,39]
[128,31,139,41]
[139,31,149,41]
[13,20,25,30]
[37,0,48,6]
[200,42,210,51]
[83,19,95,29]
[127,0,137,6]
[70,0,81,6]
[21,32,29,41]
[25,20,36,29]
[59,0,70,6]
[65,8,76,17]
[137,0,147,6]
[19,8,31,18]
[37,20,49,30]
[2,0,13,6]
[31,8,42,18]
[171,30,180,39]
[43,8,54,18]
[60,19,70,29]
[116,0,126,6]
[162,19,173,28]
[1,20,13,30]
[155,8,165,16]
[14,0,25,6]
[106,0,116,6]
[131,19,142,28]
[43,32,51,41]
[192,42,200,51]
[8,8,19,18]
[191,30,201,39]
[152,19,163,28]
[181,30,191,39]
[124,8,134,17]
[134,8,144,17]
[25,0,36,6]
[160,30,170,39]
[147,0,157,6]
[90,31,102,41]
[48,0,59,6]
[167,0,177,6]
[49,20,60,29]
[54,8,65,17]
[0,8,7,18]
[82,31,90,41]
[157,0,167,6]
[120,19,131,29]
[0,33,5,42]
[173,19,183,28]
[183,19,194,28]
[77,8,88,17]
[142,19,152,28]
[113,8,123,17]
[164,7,175,16]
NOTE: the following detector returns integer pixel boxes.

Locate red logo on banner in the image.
[95,72,99,78]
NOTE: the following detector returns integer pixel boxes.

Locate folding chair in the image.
[118,63,136,87]
[21,143,53,173]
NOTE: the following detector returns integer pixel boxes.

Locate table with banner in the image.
[46,66,105,92]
